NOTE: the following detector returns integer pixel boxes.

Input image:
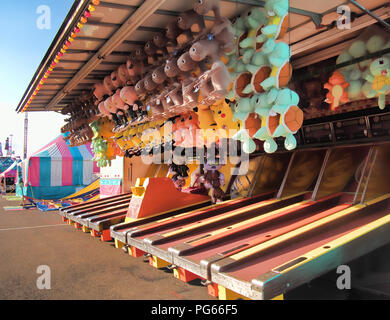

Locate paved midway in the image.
[0,197,213,300]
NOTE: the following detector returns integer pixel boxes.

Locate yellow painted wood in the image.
[162,193,307,238]
[150,256,170,269]
[230,205,363,261]
[115,239,125,249]
[82,226,90,233]
[272,294,284,300]
[217,285,250,300]
[274,213,390,274]
[173,268,180,279]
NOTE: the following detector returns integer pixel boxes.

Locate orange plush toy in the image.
[324,71,350,110]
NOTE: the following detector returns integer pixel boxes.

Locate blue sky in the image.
[0,0,74,157]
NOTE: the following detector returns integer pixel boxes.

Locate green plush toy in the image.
[245,51,269,74]
[348,40,370,69]
[253,122,278,154]
[256,0,289,50]
[253,93,273,117]
[260,42,291,90]
[364,57,390,109]
[232,129,257,154]
[348,80,363,100]
[268,88,299,114]
[232,97,255,121]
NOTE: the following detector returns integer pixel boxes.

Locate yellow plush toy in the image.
[210,100,240,138]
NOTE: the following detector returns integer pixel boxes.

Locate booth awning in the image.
[16,0,390,113]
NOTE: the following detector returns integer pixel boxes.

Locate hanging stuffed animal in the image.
[168,162,190,191]
[202,162,225,204]
[324,71,350,110]
[364,57,390,109]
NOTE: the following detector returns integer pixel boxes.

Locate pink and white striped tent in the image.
[21,135,99,199]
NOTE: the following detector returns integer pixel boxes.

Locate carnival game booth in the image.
[0,160,19,194]
[15,0,390,300]
[21,135,97,200]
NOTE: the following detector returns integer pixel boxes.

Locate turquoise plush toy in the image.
[261,42,291,90]
[233,129,257,154]
[348,40,369,69]
[253,93,273,117]
[268,88,299,114]
[240,8,268,64]
[245,51,269,74]
[253,119,278,154]
[256,0,289,50]
[232,97,255,121]
[364,57,390,109]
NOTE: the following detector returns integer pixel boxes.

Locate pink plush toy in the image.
[120,86,142,123]
[117,64,131,85]
[97,101,112,119]
[103,75,115,95]
[93,82,110,102]
[111,70,125,89]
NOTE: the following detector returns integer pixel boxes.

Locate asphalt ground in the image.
[0,197,213,300]
[1,196,389,300]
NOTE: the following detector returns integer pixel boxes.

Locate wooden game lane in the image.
[59,192,132,215]
[168,193,353,280]
[126,192,309,264]
[210,194,390,300]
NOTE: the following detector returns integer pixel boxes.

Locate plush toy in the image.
[261,42,292,90]
[103,75,115,96]
[239,8,268,63]
[169,162,190,191]
[195,105,219,146]
[348,40,369,70]
[93,82,110,102]
[181,111,203,148]
[197,60,232,104]
[256,0,289,49]
[210,100,240,137]
[232,96,255,121]
[112,89,130,129]
[202,162,225,203]
[189,38,221,64]
[253,114,278,153]
[268,88,300,114]
[178,9,205,34]
[272,105,303,150]
[111,70,124,89]
[233,128,257,154]
[364,57,390,109]
[120,86,139,122]
[193,0,222,20]
[97,101,113,120]
[324,71,350,110]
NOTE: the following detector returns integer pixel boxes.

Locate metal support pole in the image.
[23,112,28,160]
[349,0,390,31]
